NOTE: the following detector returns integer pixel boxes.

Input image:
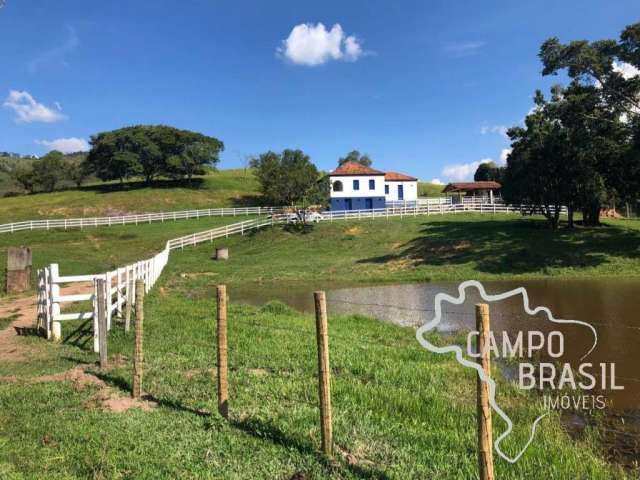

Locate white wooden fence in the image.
[1,206,281,234]
[35,202,563,354]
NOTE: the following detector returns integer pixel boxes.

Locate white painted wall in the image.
[329,175,385,198]
[384,181,418,202]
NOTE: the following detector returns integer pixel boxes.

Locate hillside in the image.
[418,181,446,197]
[0,169,262,223]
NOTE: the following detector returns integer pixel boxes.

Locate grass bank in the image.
[0,290,628,478]
[0,169,261,223]
[164,214,640,297]
[0,215,256,293]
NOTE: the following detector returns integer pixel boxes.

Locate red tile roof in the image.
[443,181,501,193]
[330,162,385,176]
[384,171,417,181]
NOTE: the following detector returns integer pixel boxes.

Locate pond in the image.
[233,278,640,411]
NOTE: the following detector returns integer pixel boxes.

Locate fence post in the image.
[96,278,108,368]
[314,291,333,457]
[476,303,494,480]
[133,279,145,399]
[50,264,61,342]
[125,276,134,333]
[216,285,229,419]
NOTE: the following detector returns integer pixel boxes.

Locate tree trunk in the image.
[567,207,575,228]
[582,203,601,226]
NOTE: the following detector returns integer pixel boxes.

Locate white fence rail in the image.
[35,202,563,354]
[1,206,282,234]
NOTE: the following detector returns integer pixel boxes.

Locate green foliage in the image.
[418,182,445,197]
[474,161,504,182]
[84,125,224,185]
[505,21,640,227]
[33,150,65,193]
[337,149,372,167]
[250,149,321,205]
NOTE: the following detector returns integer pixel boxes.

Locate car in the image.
[284,210,324,224]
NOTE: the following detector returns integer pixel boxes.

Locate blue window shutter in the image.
[385,184,389,194]
[369,179,375,190]
[353,180,359,190]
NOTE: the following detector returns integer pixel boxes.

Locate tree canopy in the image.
[503,21,640,227]
[84,125,224,184]
[474,161,503,182]
[250,149,323,205]
[338,150,372,167]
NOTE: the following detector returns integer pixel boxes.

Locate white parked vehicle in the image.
[284,210,324,224]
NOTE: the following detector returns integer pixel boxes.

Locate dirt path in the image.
[0,283,91,362]
[0,285,158,413]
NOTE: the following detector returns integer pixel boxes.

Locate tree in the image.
[474,161,503,182]
[84,125,223,185]
[250,149,321,205]
[166,140,222,183]
[538,22,640,225]
[33,150,65,192]
[338,150,372,167]
[64,155,90,187]
[503,92,572,229]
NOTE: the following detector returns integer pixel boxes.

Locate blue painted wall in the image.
[330,197,385,210]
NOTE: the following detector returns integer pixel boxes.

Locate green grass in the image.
[0,215,257,294]
[163,214,640,297]
[1,214,639,477]
[418,182,445,197]
[0,169,261,223]
[0,290,629,479]
[0,313,18,331]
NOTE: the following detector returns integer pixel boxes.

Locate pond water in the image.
[233,278,640,411]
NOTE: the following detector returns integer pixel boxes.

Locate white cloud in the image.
[442,158,493,181]
[278,23,364,66]
[36,137,88,154]
[444,41,485,58]
[612,61,640,79]
[480,125,508,139]
[430,178,444,185]
[3,90,66,123]
[499,148,512,165]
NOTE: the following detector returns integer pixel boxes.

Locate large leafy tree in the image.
[251,149,321,205]
[538,22,640,224]
[33,150,65,193]
[84,125,223,185]
[474,161,503,182]
[337,150,372,167]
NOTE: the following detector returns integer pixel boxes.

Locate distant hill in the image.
[0,168,262,223]
[418,182,445,197]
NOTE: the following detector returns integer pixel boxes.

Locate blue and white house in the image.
[328,162,418,210]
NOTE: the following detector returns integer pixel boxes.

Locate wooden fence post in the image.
[125,277,134,333]
[96,278,108,368]
[133,279,144,399]
[314,291,333,457]
[216,285,229,419]
[476,303,495,480]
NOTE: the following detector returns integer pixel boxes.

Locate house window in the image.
[332,180,343,192]
[369,179,375,190]
[385,184,389,194]
[353,179,360,191]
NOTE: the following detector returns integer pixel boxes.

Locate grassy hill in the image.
[418,181,445,197]
[0,169,262,223]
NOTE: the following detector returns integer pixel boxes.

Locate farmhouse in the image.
[328,162,418,210]
[442,181,502,204]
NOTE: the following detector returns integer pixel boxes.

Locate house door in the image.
[345,198,353,210]
[398,185,404,200]
[365,198,373,210]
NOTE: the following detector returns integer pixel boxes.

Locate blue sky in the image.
[1,1,638,182]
